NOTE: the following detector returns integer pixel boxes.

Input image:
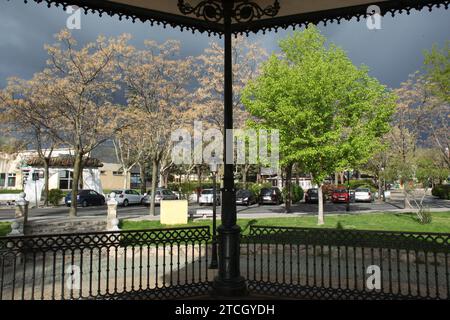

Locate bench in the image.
[190,209,214,220]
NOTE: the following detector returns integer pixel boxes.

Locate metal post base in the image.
[211,276,248,297]
[211,225,248,297]
[209,243,219,269]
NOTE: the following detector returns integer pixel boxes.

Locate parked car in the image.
[199,189,221,206]
[304,188,319,203]
[236,189,257,206]
[331,189,355,203]
[259,187,283,205]
[65,189,105,207]
[142,188,178,206]
[331,189,349,203]
[354,188,373,202]
[111,189,144,207]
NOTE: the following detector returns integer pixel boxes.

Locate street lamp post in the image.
[209,162,218,269]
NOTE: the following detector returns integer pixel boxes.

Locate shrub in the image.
[282,184,304,203]
[417,207,432,224]
[247,182,272,198]
[321,183,337,199]
[0,189,23,194]
[48,189,64,206]
[432,184,450,200]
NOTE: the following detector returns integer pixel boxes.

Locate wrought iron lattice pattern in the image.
[0,226,211,300]
[242,226,450,300]
[177,0,280,22]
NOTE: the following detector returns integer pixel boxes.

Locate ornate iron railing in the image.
[2,224,450,300]
[242,226,450,300]
[0,226,211,300]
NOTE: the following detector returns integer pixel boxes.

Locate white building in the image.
[0,148,104,205]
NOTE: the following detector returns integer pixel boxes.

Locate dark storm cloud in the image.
[0,1,449,89]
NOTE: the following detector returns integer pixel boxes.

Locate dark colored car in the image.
[259,187,283,205]
[65,189,106,207]
[305,188,319,203]
[331,189,355,203]
[236,189,257,206]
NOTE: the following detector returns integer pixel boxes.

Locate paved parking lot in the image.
[1,195,449,222]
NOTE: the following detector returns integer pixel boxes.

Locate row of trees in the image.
[363,41,449,209]
[0,29,267,216]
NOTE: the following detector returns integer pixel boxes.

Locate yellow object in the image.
[160,200,188,225]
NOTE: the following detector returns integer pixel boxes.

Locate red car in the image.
[331,189,350,203]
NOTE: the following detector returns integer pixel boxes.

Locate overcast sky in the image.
[0,1,448,89]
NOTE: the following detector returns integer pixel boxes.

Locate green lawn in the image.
[1,211,449,237]
[121,211,450,234]
[0,222,11,236]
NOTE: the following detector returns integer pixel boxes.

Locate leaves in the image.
[242,25,396,184]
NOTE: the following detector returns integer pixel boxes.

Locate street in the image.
[1,194,449,222]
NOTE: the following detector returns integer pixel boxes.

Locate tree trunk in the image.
[318,183,324,225]
[378,172,382,201]
[339,172,345,185]
[334,172,339,185]
[242,165,248,188]
[123,168,129,189]
[79,162,84,190]
[149,159,158,216]
[69,152,83,218]
[196,165,202,204]
[162,172,169,188]
[43,159,50,207]
[285,163,293,213]
[403,183,412,209]
[139,162,146,195]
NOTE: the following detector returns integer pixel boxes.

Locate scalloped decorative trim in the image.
[7,0,450,37]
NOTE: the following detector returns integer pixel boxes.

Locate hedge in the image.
[432,184,450,200]
[0,189,23,194]
[282,184,304,203]
[48,189,64,206]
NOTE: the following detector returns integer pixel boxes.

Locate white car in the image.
[354,188,373,202]
[111,189,144,207]
[199,189,221,206]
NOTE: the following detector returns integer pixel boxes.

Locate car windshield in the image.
[202,190,213,195]
[308,189,318,194]
[236,190,249,196]
[356,188,370,192]
[260,188,272,195]
[334,189,347,193]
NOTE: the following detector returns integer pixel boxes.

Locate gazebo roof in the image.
[21,0,448,36]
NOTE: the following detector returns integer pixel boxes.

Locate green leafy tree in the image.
[242,26,396,224]
[423,41,449,103]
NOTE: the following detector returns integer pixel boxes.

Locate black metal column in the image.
[209,169,218,269]
[211,0,247,297]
